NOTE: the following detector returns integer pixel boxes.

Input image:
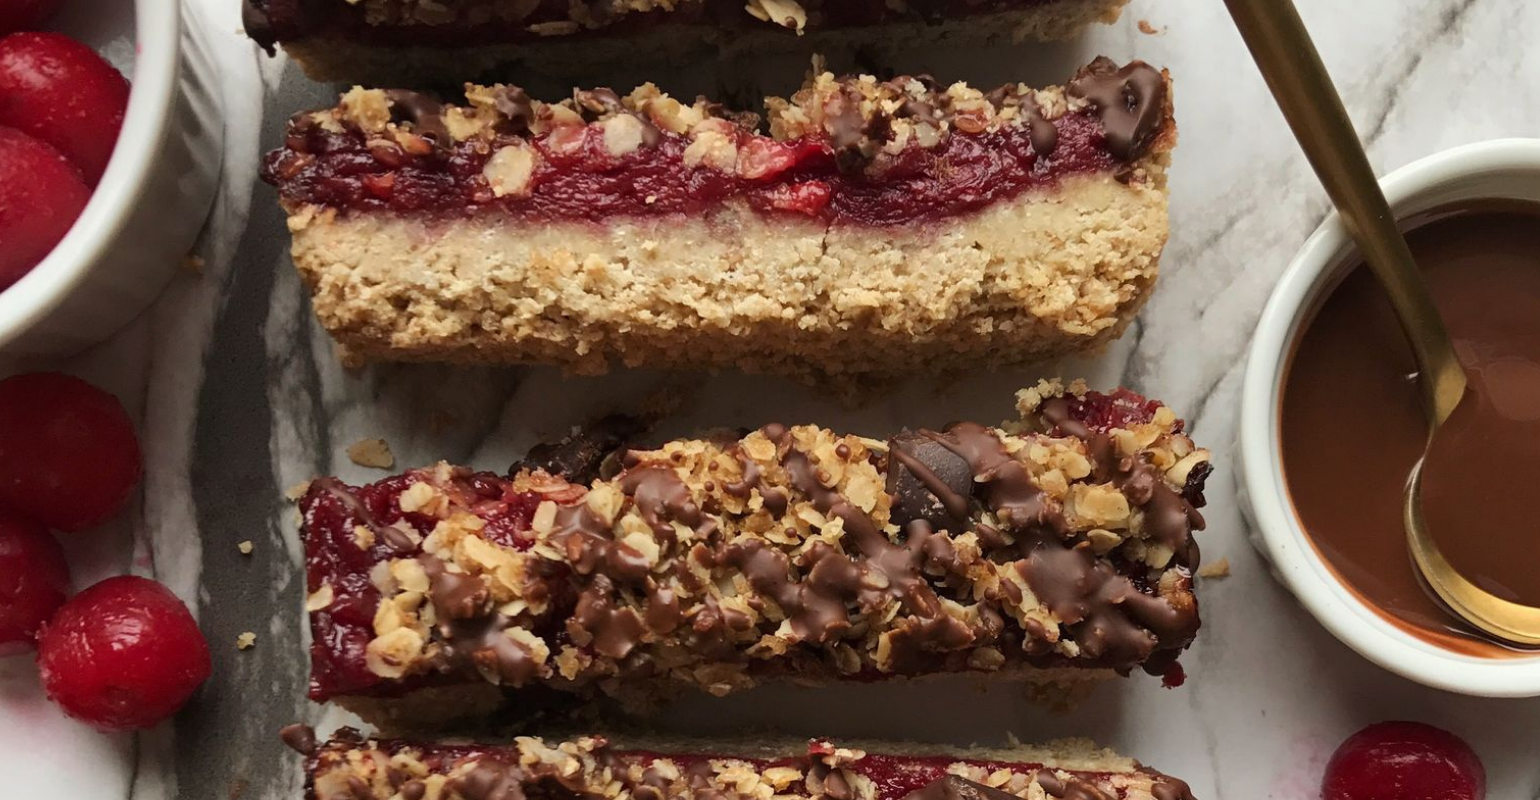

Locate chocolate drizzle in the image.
[728,425,974,660]
[724,445,789,516]
[620,465,704,539]
[419,556,544,685]
[1067,57,1167,161]
[924,422,1060,530]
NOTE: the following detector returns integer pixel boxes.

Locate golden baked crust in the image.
[287,173,1167,380]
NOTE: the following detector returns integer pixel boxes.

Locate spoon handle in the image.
[1223,0,1466,424]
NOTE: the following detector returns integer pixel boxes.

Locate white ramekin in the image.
[0,0,222,357]
[1239,138,1540,697]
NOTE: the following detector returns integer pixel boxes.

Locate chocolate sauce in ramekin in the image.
[1281,202,1540,657]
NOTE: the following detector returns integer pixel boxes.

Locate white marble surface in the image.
[4,0,1540,797]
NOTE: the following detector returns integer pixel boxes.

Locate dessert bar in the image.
[263,59,1174,382]
[298,728,1197,800]
[244,0,1131,83]
[298,381,1211,728]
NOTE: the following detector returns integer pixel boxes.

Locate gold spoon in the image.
[1224,0,1540,645]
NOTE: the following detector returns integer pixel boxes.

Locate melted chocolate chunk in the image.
[384,90,449,144]
[925,423,1062,531]
[1151,775,1197,800]
[1067,57,1166,161]
[886,431,973,532]
[241,0,276,53]
[453,759,528,800]
[904,775,1022,800]
[515,415,646,485]
[1181,460,1213,508]
[278,723,317,755]
[491,86,537,135]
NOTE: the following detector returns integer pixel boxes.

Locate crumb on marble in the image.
[237,632,257,650]
[238,540,254,555]
[347,437,395,469]
[286,480,313,501]
[1197,557,1230,579]
[1137,19,1163,35]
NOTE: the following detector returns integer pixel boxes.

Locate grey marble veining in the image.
[3,0,1540,798]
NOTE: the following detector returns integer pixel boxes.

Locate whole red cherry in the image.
[0,31,129,184]
[0,0,65,36]
[0,125,89,287]
[37,575,211,731]
[1323,721,1485,800]
[0,510,69,654]
[0,372,143,531]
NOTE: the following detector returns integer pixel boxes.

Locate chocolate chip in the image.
[1182,460,1213,508]
[491,86,537,134]
[277,723,316,755]
[885,431,973,531]
[384,89,449,144]
[1151,775,1196,800]
[453,759,527,800]
[1067,58,1166,161]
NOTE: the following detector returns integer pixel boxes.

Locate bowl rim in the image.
[0,0,181,349]
[1240,137,1540,696]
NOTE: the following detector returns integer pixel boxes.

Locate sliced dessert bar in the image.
[244,0,1131,83]
[297,729,1197,800]
[263,59,1174,382]
[298,381,1211,728]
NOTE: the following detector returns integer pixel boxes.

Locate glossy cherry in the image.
[1323,721,1485,800]
[0,0,65,36]
[0,125,89,287]
[0,372,143,531]
[0,510,69,654]
[37,575,211,731]
[0,31,129,184]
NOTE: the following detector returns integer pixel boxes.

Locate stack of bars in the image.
[252,1,1207,798]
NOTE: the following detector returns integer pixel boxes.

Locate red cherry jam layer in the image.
[262,62,1171,227]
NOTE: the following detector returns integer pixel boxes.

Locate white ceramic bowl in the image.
[0,0,222,357]
[1240,138,1540,697]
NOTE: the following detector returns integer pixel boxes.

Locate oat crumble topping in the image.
[302,381,1211,702]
